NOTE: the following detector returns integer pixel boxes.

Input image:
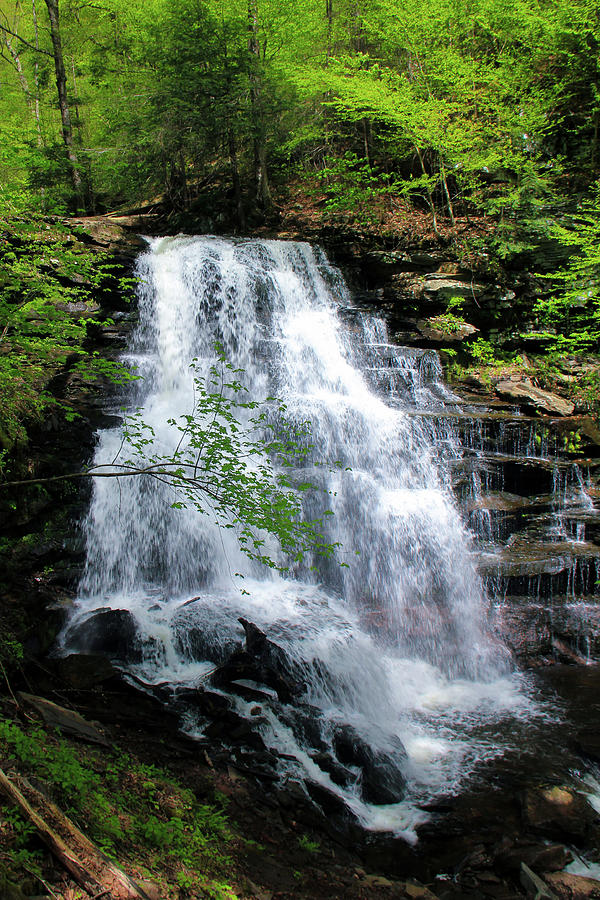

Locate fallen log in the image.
[0,768,151,899]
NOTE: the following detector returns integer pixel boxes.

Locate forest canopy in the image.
[1,0,600,450]
[0,0,599,227]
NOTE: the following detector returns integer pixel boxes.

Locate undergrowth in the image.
[0,716,238,899]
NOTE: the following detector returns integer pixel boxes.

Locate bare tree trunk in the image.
[0,769,152,900]
[228,127,246,231]
[43,0,84,210]
[362,117,371,165]
[247,0,272,212]
[415,144,439,236]
[31,0,43,146]
[439,157,456,226]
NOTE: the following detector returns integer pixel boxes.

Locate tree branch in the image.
[0,22,52,56]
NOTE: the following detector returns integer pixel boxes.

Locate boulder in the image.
[18,692,109,746]
[333,725,407,805]
[495,381,575,417]
[494,840,573,876]
[55,653,117,689]
[575,730,600,763]
[522,786,596,842]
[416,318,479,343]
[211,619,304,704]
[420,274,484,302]
[66,608,141,662]
[544,872,600,899]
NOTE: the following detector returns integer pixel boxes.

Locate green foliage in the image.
[468,338,499,366]
[0,630,23,671]
[309,152,390,222]
[424,312,468,336]
[535,184,600,352]
[0,215,133,449]
[298,833,320,853]
[0,717,235,894]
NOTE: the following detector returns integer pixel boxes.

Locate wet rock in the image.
[286,704,329,752]
[496,381,575,417]
[522,786,596,842]
[575,730,600,762]
[494,840,573,877]
[306,780,350,819]
[309,751,357,788]
[333,724,407,804]
[66,608,141,662]
[205,709,269,752]
[175,686,232,718]
[228,680,278,704]
[55,653,117,689]
[544,872,600,899]
[212,619,304,704]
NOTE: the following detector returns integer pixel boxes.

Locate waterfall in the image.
[65,236,531,839]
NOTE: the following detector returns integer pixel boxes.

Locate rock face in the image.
[522,786,596,842]
[544,872,600,899]
[66,609,141,662]
[495,380,575,416]
[212,618,305,703]
[415,317,479,343]
[67,215,147,258]
[333,724,407,805]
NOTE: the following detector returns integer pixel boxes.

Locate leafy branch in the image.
[1,349,343,573]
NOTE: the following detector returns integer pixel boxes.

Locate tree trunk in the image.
[415,144,439,236]
[439,158,456,226]
[247,0,272,212]
[43,0,84,210]
[228,126,246,231]
[31,0,43,147]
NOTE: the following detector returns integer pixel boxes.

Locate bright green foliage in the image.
[1,0,599,231]
[535,184,600,351]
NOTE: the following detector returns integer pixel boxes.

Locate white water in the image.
[66,235,533,840]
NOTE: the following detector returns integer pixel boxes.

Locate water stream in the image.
[64,236,536,840]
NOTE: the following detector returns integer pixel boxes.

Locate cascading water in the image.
[64,235,533,839]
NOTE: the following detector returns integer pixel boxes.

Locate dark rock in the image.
[228,680,278,704]
[205,709,269,752]
[65,608,141,662]
[306,780,350,819]
[309,751,357,788]
[55,653,117,689]
[575,730,600,762]
[522,786,596,842]
[211,619,304,703]
[333,725,407,804]
[494,839,573,876]
[175,686,232,718]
